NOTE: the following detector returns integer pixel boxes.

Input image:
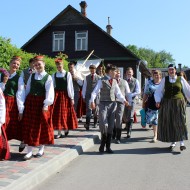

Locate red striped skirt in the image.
[0,126,11,160]
[22,95,54,146]
[4,96,22,141]
[52,90,78,130]
[77,90,86,118]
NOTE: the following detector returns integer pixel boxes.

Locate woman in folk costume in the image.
[22,55,54,160]
[0,88,11,160]
[155,64,190,151]
[0,56,25,151]
[52,58,78,139]
[142,70,162,142]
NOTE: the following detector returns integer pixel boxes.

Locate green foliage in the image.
[127,44,175,68]
[0,36,69,74]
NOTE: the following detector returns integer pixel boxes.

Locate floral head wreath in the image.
[0,68,10,77]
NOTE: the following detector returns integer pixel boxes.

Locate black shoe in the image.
[19,143,26,153]
[99,134,106,153]
[65,130,69,137]
[106,134,114,154]
[169,145,176,151]
[84,124,89,131]
[23,154,33,161]
[115,139,121,144]
[106,148,114,153]
[35,152,44,158]
[55,134,63,139]
[127,134,131,138]
[180,146,186,151]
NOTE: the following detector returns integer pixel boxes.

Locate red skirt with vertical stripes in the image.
[0,126,11,160]
[52,90,78,130]
[77,90,86,118]
[22,95,54,146]
[4,96,22,141]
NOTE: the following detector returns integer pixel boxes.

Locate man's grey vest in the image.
[127,77,137,93]
[73,80,81,92]
[116,78,126,101]
[23,68,30,85]
[100,76,116,102]
[85,74,100,99]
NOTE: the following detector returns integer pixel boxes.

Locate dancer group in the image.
[0,55,190,161]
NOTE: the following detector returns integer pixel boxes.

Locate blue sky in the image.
[0,0,189,67]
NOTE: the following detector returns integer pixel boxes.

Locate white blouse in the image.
[0,89,6,127]
[26,71,54,110]
[0,72,25,114]
[52,70,74,99]
[154,75,190,103]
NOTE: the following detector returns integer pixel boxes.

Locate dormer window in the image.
[75,31,88,51]
[52,32,65,51]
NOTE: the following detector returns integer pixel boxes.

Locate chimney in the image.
[178,63,182,71]
[80,1,87,17]
[106,17,113,35]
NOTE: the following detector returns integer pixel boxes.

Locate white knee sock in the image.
[26,145,33,157]
[180,141,185,146]
[38,145,44,155]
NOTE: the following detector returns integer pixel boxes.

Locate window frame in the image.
[75,31,88,51]
[52,31,65,52]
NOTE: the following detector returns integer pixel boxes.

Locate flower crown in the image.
[0,68,10,77]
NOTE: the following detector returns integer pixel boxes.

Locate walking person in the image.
[52,58,78,138]
[113,68,130,143]
[0,56,25,151]
[91,64,129,153]
[68,62,83,121]
[22,55,54,160]
[142,70,162,142]
[82,65,100,130]
[0,88,11,160]
[155,64,190,151]
[124,67,141,138]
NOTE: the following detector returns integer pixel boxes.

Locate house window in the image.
[75,31,88,51]
[52,32,65,51]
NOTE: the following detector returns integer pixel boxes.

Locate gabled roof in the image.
[21,5,140,60]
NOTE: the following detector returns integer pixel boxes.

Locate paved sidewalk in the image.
[0,123,100,190]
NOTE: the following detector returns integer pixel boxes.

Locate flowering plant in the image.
[0,68,10,77]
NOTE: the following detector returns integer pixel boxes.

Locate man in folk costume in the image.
[22,55,54,160]
[82,64,100,130]
[0,56,25,151]
[21,58,35,86]
[155,64,190,151]
[112,68,130,144]
[124,67,141,138]
[68,62,83,121]
[0,88,11,160]
[91,64,129,153]
[52,58,78,139]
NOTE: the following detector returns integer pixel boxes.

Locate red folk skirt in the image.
[4,96,22,141]
[22,95,54,146]
[0,126,11,160]
[52,90,78,130]
[77,90,86,118]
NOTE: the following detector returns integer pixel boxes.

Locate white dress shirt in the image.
[126,77,141,100]
[154,75,190,103]
[82,73,98,99]
[0,89,6,128]
[117,78,131,102]
[90,75,126,103]
[0,72,25,114]
[52,70,74,99]
[26,71,54,110]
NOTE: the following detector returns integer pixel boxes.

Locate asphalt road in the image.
[34,107,190,190]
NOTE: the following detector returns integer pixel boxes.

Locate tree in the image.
[127,45,175,68]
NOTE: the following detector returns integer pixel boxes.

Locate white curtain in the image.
[74,59,102,80]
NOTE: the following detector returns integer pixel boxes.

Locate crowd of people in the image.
[0,56,189,161]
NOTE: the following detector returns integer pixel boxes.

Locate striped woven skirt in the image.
[157,98,188,142]
[0,126,11,160]
[52,90,78,130]
[4,96,22,141]
[22,95,54,146]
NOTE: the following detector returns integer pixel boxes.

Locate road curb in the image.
[2,133,100,190]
